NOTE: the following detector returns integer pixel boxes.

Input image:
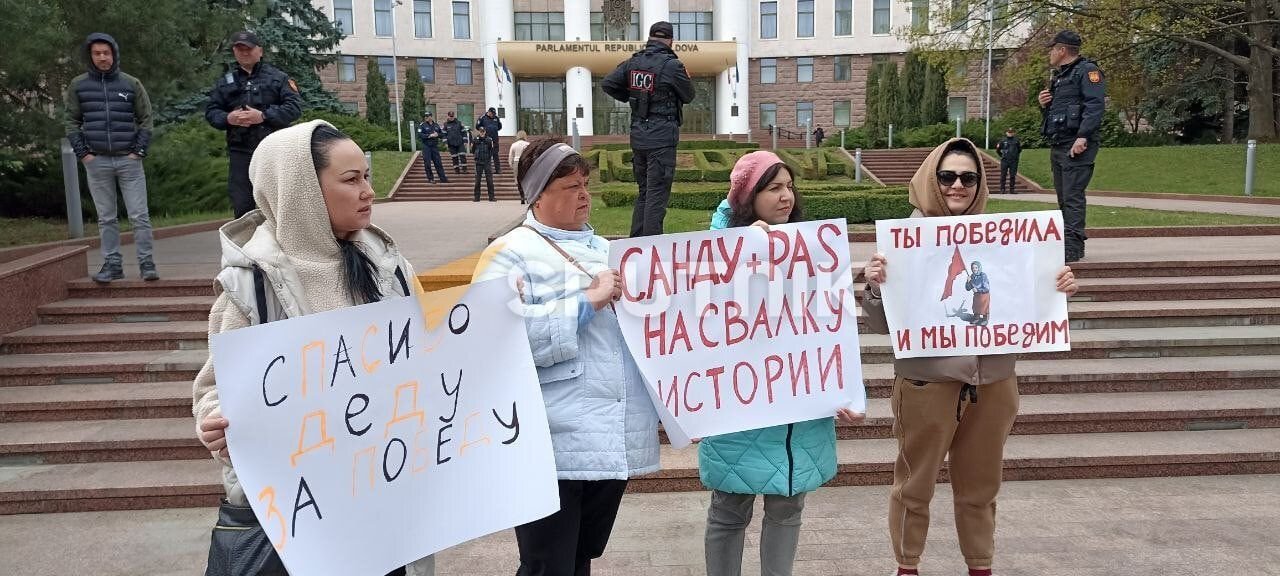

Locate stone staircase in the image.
[861,147,1043,194]
[1,259,1278,512]
[391,144,524,202]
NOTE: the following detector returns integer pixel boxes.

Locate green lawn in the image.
[589,197,711,236]
[372,151,415,198]
[1013,144,1279,197]
[2,210,233,249]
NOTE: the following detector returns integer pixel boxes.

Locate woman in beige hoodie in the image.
[192,120,432,575]
[862,138,1077,576]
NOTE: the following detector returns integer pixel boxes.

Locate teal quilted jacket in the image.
[696,210,838,495]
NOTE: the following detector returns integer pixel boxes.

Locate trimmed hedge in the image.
[591,141,760,151]
[600,185,911,224]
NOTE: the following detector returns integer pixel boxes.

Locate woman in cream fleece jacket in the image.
[192,120,432,575]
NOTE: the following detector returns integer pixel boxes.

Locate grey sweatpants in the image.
[705,490,806,576]
[84,154,153,263]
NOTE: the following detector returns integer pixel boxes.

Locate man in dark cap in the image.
[1039,30,1105,262]
[602,21,696,236]
[417,112,448,183]
[205,31,303,217]
[995,127,1022,194]
[475,106,503,174]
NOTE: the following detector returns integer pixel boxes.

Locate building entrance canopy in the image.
[496,41,737,76]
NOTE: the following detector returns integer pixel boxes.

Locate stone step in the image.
[0,350,205,387]
[633,429,1280,492]
[0,382,191,423]
[0,418,208,464]
[856,325,1280,364]
[37,297,216,324]
[1074,275,1280,301]
[6,429,1277,512]
[1067,260,1280,279]
[0,459,223,514]
[66,278,213,299]
[858,355,1280,398]
[0,322,208,354]
[1066,298,1280,329]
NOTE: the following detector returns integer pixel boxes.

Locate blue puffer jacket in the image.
[697,207,838,496]
[474,213,660,480]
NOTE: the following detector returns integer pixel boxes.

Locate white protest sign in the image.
[874,210,1070,359]
[210,280,559,576]
[608,219,866,447]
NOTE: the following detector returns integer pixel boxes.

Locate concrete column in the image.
[714,0,750,136]
[482,0,516,136]
[564,0,594,136]
[640,0,669,33]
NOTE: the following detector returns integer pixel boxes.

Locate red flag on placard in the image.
[940,246,967,301]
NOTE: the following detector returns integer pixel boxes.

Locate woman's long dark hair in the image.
[727,162,805,228]
[311,124,383,304]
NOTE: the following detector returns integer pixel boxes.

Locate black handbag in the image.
[204,498,288,576]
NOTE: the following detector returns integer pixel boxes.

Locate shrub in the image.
[144,118,231,215]
[674,168,703,182]
[590,141,760,151]
[601,185,911,224]
[300,110,398,151]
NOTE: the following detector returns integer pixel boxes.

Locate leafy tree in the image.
[864,62,884,139]
[402,66,425,133]
[250,0,347,112]
[900,52,928,131]
[364,59,392,128]
[920,61,949,126]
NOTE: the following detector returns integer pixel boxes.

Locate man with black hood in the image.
[602,21,696,237]
[206,31,304,218]
[64,33,159,283]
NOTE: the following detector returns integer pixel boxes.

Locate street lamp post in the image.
[392,0,404,152]
[984,0,993,150]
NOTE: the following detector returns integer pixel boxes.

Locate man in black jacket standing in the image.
[205,31,303,217]
[443,111,469,174]
[995,128,1022,194]
[417,112,448,183]
[65,33,159,283]
[1040,30,1105,262]
[602,21,696,237]
[476,107,503,174]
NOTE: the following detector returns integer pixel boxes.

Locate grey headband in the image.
[520,143,579,207]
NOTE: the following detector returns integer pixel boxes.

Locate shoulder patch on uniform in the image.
[1088,70,1102,83]
[287,79,299,92]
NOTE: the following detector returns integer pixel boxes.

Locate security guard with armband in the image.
[1039,30,1105,263]
[206,31,303,217]
[602,21,695,237]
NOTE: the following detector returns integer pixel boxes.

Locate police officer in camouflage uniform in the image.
[602,21,696,237]
[1039,30,1105,262]
[206,31,303,217]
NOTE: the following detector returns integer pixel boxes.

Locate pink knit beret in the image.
[728,151,785,207]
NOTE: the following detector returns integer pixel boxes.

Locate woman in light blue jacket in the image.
[701,151,863,576]
[473,138,659,576]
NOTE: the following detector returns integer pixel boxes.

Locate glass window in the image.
[413,0,432,38]
[455,59,472,85]
[339,55,356,82]
[760,102,777,129]
[453,1,471,39]
[797,57,813,83]
[417,58,435,83]
[834,55,851,81]
[456,103,475,128]
[834,0,852,36]
[334,0,354,35]
[671,12,713,41]
[834,100,851,127]
[589,11,640,40]
[377,56,395,82]
[759,58,777,84]
[873,0,891,34]
[424,102,437,117]
[514,12,565,41]
[760,2,777,39]
[949,97,967,121]
[796,101,814,127]
[911,0,929,33]
[374,0,393,36]
[951,0,968,31]
[797,0,814,38]
[341,101,358,114]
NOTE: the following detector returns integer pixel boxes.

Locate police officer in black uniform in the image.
[602,21,696,237]
[1039,30,1105,262]
[206,31,304,217]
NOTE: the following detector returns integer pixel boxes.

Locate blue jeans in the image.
[84,154,153,263]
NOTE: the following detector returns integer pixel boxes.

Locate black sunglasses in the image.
[937,170,980,188]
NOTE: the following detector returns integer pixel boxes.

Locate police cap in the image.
[649,21,674,40]
[1047,30,1082,48]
